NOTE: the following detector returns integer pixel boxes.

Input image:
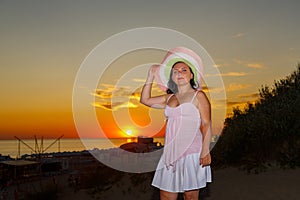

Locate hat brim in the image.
[156,47,203,92]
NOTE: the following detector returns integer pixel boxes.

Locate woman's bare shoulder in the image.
[196,90,208,99]
[195,90,210,105]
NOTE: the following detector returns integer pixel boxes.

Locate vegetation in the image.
[212,64,300,173]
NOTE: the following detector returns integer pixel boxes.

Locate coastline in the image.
[0,137,165,158]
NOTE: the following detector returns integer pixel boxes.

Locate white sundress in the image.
[152,91,212,193]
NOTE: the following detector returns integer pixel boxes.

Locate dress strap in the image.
[190,91,199,103]
[166,94,174,104]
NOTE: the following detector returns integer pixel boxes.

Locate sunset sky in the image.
[1,0,299,139]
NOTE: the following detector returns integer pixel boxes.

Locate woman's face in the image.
[171,62,193,86]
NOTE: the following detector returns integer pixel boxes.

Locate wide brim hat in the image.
[156,47,203,92]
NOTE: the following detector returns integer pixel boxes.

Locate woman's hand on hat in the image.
[148,64,160,79]
[144,64,160,84]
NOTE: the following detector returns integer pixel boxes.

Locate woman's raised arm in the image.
[140,65,167,108]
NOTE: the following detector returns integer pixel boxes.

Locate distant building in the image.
[0,160,40,181]
[120,137,163,153]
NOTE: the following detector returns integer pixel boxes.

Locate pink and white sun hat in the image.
[156,47,203,92]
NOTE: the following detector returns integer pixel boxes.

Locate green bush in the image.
[212,64,300,173]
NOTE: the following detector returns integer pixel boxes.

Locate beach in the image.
[93,167,300,200]
[1,138,299,200]
[2,166,299,200]
[60,166,300,200]
[204,167,300,200]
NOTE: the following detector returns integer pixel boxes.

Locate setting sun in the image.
[125,129,133,136]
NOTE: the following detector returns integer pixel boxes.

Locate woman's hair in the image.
[166,61,198,94]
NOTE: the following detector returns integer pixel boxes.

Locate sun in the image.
[125,129,133,136]
[122,127,137,138]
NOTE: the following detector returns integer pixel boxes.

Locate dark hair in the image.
[166,61,198,94]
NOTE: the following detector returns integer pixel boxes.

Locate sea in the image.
[0,137,165,158]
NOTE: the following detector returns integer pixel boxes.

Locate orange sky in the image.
[96,105,166,139]
[0,80,247,140]
[0,106,76,139]
[1,1,299,140]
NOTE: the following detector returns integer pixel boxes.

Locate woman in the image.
[140,47,212,200]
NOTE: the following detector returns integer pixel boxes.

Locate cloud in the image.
[93,101,138,111]
[226,100,257,112]
[132,78,147,83]
[213,64,222,68]
[203,86,227,96]
[226,101,252,111]
[227,101,245,107]
[226,83,251,92]
[238,93,260,99]
[94,85,135,99]
[222,72,247,77]
[93,84,142,111]
[246,63,265,69]
[225,92,260,115]
[93,102,113,110]
[232,32,245,38]
[233,59,266,69]
[93,90,112,99]
[211,99,227,110]
[206,72,247,77]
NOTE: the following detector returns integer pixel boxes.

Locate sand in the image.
[204,167,300,200]
[2,167,299,200]
[61,167,300,200]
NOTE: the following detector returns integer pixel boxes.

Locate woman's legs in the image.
[160,189,200,200]
[183,189,199,200]
[160,190,178,200]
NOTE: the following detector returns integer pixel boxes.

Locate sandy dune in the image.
[2,167,299,200]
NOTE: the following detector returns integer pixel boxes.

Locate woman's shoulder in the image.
[195,90,210,104]
[195,90,207,98]
[165,93,175,103]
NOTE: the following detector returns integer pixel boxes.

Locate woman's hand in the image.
[140,64,166,108]
[200,153,211,167]
[147,64,160,80]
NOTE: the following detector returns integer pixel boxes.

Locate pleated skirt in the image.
[152,153,212,193]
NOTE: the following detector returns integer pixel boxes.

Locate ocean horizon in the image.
[0,137,165,158]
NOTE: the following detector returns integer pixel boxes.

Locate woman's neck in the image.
[177,84,194,95]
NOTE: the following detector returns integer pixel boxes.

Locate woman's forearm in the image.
[140,75,154,106]
[200,122,212,158]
